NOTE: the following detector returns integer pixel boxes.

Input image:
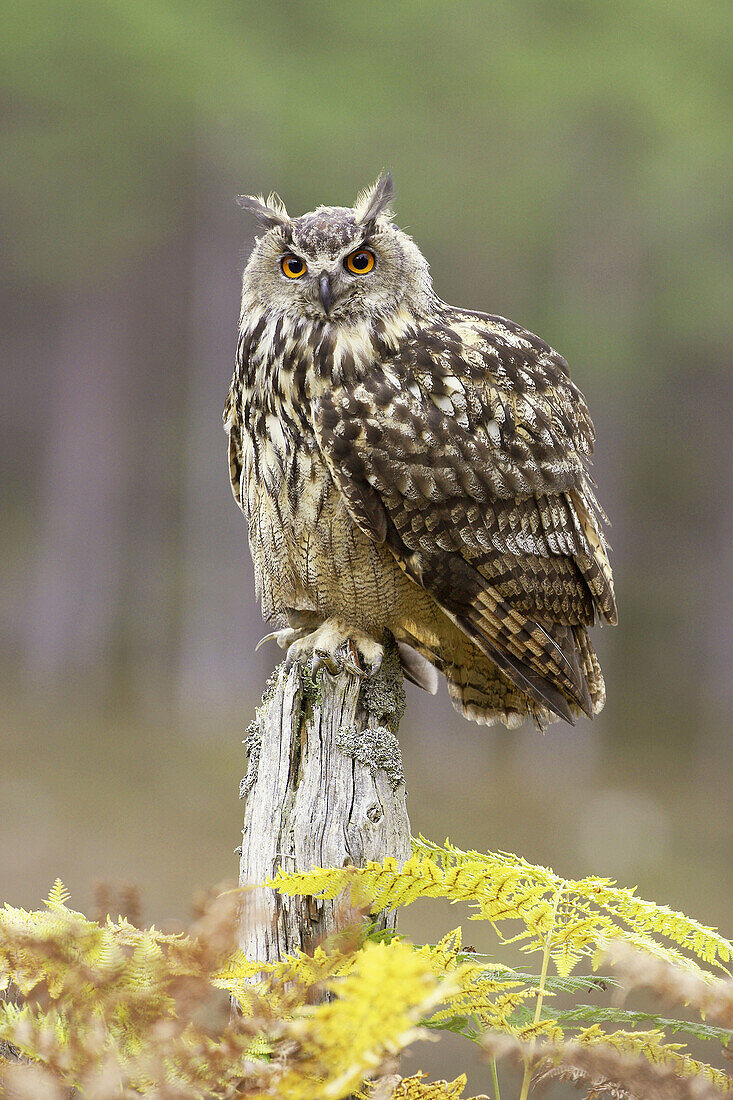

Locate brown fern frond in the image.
[603,941,733,1028]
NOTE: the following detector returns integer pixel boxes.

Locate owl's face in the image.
[238,176,432,325]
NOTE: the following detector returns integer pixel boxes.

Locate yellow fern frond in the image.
[574,1025,733,1089]
[366,1071,488,1098]
[216,942,358,1019]
[272,941,457,1100]
[46,879,71,911]
[273,838,733,981]
[3,841,731,1097]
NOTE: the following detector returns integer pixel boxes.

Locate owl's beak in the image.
[318,272,333,316]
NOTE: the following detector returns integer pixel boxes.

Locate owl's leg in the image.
[278,617,385,680]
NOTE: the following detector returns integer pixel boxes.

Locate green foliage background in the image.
[3,1,731,336]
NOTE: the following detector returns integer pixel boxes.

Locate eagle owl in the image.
[224,174,616,728]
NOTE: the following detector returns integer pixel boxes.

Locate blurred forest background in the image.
[1,2,731,1087]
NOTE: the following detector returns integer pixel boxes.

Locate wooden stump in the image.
[238,640,411,963]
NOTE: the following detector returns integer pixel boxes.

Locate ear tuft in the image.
[236,191,290,229]
[353,172,395,231]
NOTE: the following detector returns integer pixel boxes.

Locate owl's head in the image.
[237,174,432,324]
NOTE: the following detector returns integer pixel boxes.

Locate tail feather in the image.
[399,626,546,728]
[397,597,605,729]
[396,641,439,694]
[445,584,594,721]
[441,623,605,730]
[573,624,606,713]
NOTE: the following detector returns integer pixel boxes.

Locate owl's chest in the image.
[243,347,352,590]
[243,378,329,521]
[243,401,355,619]
[236,317,392,617]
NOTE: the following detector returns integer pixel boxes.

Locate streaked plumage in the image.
[225,175,616,728]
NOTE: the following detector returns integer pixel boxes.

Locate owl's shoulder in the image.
[383,303,595,459]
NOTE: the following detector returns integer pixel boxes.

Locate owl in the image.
[224,174,616,728]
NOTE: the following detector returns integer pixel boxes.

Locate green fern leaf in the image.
[555,1005,733,1045]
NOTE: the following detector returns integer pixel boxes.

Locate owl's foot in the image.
[279,619,385,681]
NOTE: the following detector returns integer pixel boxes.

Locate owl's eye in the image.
[281,254,307,279]
[345,248,375,275]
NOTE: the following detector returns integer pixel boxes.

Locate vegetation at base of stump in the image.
[1,838,732,1098]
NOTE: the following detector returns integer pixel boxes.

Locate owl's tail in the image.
[399,620,605,730]
[444,625,604,729]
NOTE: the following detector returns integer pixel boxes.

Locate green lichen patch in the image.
[239,719,262,799]
[299,662,323,708]
[337,723,404,790]
[361,638,406,734]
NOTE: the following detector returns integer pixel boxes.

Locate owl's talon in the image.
[257,627,309,653]
[341,639,367,679]
[367,651,383,679]
[311,649,340,677]
[271,619,385,683]
[284,647,299,671]
[309,652,323,677]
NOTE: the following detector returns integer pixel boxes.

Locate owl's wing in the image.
[313,308,616,722]
[224,384,244,505]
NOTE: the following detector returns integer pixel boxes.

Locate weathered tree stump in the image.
[238,639,411,963]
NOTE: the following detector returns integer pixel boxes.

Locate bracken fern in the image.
[1,837,731,1098]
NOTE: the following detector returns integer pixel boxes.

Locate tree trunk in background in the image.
[22,232,193,699]
[24,285,132,683]
[238,645,411,964]
[176,163,256,715]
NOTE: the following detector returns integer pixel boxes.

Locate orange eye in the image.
[281,254,307,279]
[345,248,375,275]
